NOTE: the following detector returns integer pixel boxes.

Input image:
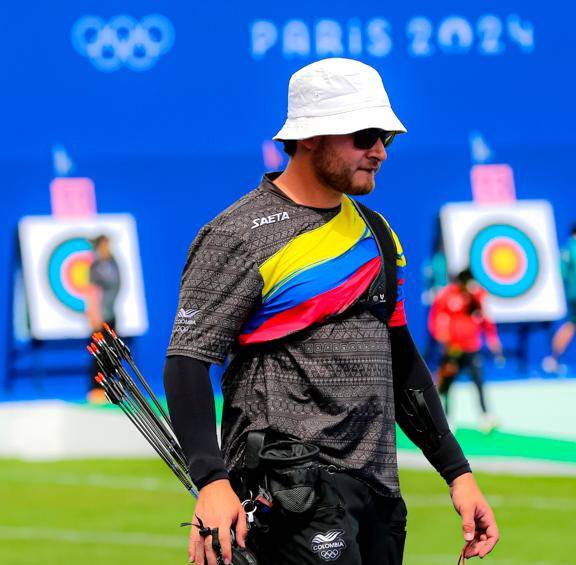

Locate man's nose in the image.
[367,137,387,161]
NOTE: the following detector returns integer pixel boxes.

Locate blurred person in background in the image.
[164,58,499,565]
[543,224,576,374]
[429,268,504,432]
[86,234,120,403]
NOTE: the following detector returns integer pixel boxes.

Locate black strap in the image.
[245,431,266,470]
[351,200,398,322]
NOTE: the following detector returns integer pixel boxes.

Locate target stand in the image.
[439,201,566,372]
[468,222,553,372]
[3,229,136,393]
[3,214,147,394]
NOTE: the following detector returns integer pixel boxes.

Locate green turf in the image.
[82,396,576,465]
[0,458,574,564]
[397,428,576,464]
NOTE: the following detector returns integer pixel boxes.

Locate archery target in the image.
[19,214,148,339]
[440,201,566,323]
[469,224,539,298]
[47,237,94,312]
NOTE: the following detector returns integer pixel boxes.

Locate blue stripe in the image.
[396,264,406,302]
[242,236,379,334]
[264,226,371,301]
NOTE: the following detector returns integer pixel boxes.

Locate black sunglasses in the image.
[353,128,396,150]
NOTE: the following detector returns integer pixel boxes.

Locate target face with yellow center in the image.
[47,237,94,312]
[18,214,148,339]
[440,201,566,323]
[470,224,539,298]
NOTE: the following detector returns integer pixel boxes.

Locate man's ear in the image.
[300,136,321,151]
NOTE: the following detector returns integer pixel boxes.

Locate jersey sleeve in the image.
[387,224,408,328]
[167,225,263,364]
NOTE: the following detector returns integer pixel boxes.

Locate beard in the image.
[311,138,377,196]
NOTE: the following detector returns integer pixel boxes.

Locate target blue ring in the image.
[469,224,539,298]
[47,238,92,312]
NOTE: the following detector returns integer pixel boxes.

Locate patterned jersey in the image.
[168,173,407,496]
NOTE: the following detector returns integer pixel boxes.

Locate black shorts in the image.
[245,470,407,565]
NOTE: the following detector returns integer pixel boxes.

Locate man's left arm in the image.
[390,325,499,559]
[384,223,498,559]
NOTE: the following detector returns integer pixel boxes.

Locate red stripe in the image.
[239,257,381,345]
[389,299,407,327]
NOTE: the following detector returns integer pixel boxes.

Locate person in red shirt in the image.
[429,268,503,431]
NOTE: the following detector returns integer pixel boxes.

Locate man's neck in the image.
[273,160,343,209]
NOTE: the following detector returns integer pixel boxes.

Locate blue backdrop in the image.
[2,1,575,396]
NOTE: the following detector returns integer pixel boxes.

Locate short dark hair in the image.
[282,140,298,156]
[571,223,576,236]
[91,234,109,248]
[456,268,474,285]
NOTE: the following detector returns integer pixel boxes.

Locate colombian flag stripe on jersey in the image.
[239,197,407,344]
[239,257,381,345]
[241,233,378,334]
[260,196,366,299]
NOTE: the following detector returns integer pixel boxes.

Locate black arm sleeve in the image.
[163,355,229,490]
[389,325,472,484]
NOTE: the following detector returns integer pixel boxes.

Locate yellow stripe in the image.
[260,196,366,298]
[377,213,407,268]
[391,229,407,267]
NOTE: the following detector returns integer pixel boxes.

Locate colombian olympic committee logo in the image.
[310,529,347,561]
[469,224,540,299]
[47,237,94,313]
[71,14,175,72]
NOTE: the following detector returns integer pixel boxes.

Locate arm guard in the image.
[163,355,229,489]
[390,325,472,484]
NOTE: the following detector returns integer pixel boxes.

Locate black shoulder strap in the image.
[352,200,398,322]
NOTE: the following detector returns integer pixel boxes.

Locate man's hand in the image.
[450,472,499,559]
[189,479,247,565]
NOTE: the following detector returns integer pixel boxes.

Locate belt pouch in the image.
[259,440,320,514]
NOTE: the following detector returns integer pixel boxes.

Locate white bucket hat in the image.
[273,58,406,141]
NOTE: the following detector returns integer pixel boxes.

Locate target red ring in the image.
[481,236,527,285]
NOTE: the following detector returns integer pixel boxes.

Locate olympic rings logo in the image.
[71,14,175,72]
[320,549,341,560]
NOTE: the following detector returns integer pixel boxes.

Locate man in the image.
[164,58,499,565]
[543,224,576,373]
[86,234,120,402]
[429,268,503,432]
